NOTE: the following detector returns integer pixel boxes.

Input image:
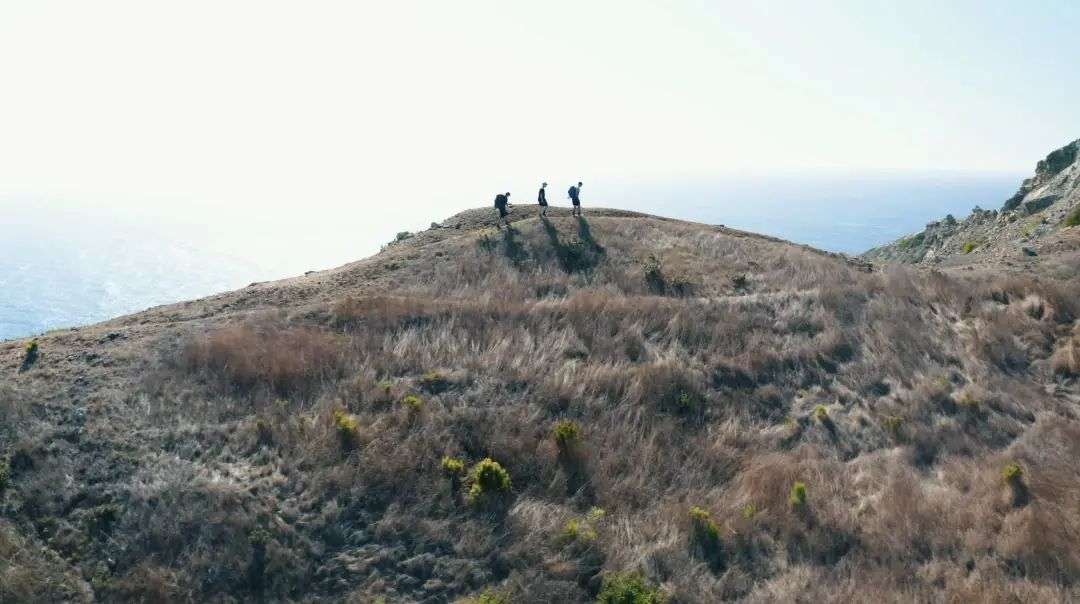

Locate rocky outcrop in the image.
[864,138,1080,266]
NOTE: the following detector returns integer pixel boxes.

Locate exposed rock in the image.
[863,137,1080,266]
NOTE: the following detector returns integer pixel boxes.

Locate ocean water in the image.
[0,173,1021,341]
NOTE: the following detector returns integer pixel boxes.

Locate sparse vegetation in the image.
[596,573,666,604]
[962,241,979,254]
[1065,205,1080,227]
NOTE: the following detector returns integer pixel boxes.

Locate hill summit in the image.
[2,165,1080,601]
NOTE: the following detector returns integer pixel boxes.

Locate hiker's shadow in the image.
[540,215,604,273]
[575,216,604,254]
[501,225,528,265]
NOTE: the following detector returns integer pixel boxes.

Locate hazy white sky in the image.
[2,0,1078,259]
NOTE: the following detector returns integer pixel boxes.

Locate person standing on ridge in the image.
[568,181,583,216]
[537,182,548,217]
[494,191,511,228]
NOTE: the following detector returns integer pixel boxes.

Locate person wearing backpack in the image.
[494,192,511,228]
[537,182,548,217]
[568,181,583,216]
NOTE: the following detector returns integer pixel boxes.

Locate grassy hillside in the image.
[2,206,1080,602]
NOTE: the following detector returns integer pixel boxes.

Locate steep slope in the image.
[2,204,1080,602]
[863,138,1080,270]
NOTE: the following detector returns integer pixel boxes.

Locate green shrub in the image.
[813,405,829,422]
[559,507,605,545]
[552,420,581,451]
[962,241,978,254]
[642,254,666,293]
[401,394,424,414]
[675,392,695,413]
[789,481,807,510]
[560,518,597,544]
[1064,205,1080,227]
[441,456,465,476]
[731,274,749,291]
[688,506,722,564]
[1001,461,1029,507]
[467,458,511,504]
[21,340,39,370]
[1002,462,1023,485]
[419,371,449,393]
[333,410,360,451]
[597,573,666,604]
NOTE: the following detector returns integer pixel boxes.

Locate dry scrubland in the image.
[3,208,1080,602]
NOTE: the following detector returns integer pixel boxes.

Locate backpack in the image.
[568,186,577,199]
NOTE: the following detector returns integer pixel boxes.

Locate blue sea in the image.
[0,173,1021,341]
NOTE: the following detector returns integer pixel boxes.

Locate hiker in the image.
[537,182,548,217]
[494,192,511,227]
[568,181,583,216]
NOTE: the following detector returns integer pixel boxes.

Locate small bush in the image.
[688,506,723,565]
[552,420,581,451]
[731,274,749,291]
[596,573,666,604]
[559,507,605,545]
[419,371,449,393]
[333,410,360,451]
[1001,461,1029,507]
[813,405,829,422]
[962,241,978,254]
[20,340,39,371]
[789,481,807,510]
[642,254,666,293]
[560,518,597,544]
[466,458,511,505]
[441,456,465,476]
[401,394,424,414]
[1064,205,1080,227]
[675,392,696,413]
[1001,462,1023,485]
